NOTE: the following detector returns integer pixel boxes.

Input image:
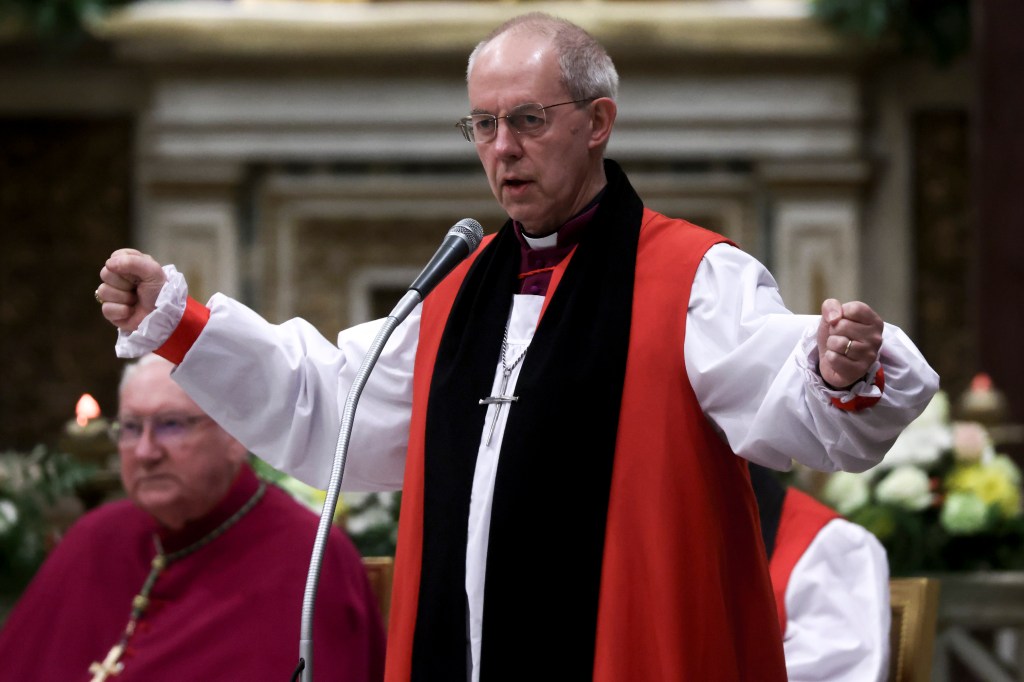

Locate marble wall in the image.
[0,1,974,446]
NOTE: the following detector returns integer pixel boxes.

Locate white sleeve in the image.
[171,294,417,492]
[782,519,891,682]
[685,243,939,472]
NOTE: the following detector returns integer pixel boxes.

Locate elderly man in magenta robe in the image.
[0,356,385,681]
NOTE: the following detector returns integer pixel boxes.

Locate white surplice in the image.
[117,241,937,681]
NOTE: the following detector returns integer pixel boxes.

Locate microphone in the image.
[409,218,484,297]
[389,218,484,322]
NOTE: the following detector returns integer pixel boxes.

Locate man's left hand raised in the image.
[816,299,883,389]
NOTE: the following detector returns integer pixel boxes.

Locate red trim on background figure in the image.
[768,488,841,632]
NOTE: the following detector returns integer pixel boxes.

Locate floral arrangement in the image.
[817,392,1024,575]
[250,457,399,557]
[0,446,96,595]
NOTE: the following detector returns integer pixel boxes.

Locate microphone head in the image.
[449,218,484,253]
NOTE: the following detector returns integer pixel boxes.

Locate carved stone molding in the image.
[772,197,860,315]
[146,197,240,302]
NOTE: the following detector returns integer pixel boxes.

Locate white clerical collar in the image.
[521,231,558,249]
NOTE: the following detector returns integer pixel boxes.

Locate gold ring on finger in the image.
[843,338,853,357]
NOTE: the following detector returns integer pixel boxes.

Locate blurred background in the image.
[0,0,1022,676]
[1,0,1016,446]
[1,0,1017,452]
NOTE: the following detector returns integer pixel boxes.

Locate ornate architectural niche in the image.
[771,196,861,315]
[145,195,241,303]
[252,169,504,331]
[114,0,871,327]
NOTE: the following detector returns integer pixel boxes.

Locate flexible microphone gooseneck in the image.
[388,218,485,326]
[297,219,484,682]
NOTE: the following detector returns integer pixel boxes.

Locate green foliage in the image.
[812,0,971,66]
[251,456,400,557]
[250,455,290,486]
[848,498,1024,575]
[0,0,137,44]
[343,492,401,558]
[0,447,98,593]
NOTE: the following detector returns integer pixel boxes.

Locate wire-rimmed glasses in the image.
[455,99,594,143]
[109,413,211,447]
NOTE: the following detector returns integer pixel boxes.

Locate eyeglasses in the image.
[455,99,594,143]
[110,413,211,446]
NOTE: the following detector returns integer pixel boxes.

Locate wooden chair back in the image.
[888,577,941,682]
[361,556,394,628]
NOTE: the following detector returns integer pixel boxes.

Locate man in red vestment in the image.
[0,356,385,681]
[95,13,938,682]
[751,464,890,681]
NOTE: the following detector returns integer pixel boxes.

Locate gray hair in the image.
[467,13,619,102]
[118,354,174,396]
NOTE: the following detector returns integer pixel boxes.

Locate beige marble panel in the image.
[772,197,859,315]
[146,197,241,302]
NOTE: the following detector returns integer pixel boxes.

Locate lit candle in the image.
[957,373,1009,426]
[75,394,101,427]
[61,393,113,463]
[59,394,122,509]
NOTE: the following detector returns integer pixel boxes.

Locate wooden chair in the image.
[361,556,394,628]
[888,577,941,682]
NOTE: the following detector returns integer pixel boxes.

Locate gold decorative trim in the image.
[889,577,941,682]
[93,0,855,59]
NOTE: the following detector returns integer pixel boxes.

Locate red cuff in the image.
[155,296,211,365]
[830,366,885,412]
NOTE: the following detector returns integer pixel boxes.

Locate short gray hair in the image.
[467,13,619,102]
[118,354,174,396]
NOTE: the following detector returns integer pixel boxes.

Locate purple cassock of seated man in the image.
[0,355,385,682]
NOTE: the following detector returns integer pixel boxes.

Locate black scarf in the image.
[411,160,643,681]
[749,463,786,559]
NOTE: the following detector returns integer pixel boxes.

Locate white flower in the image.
[918,390,951,426]
[990,454,1023,486]
[875,466,933,511]
[0,499,18,536]
[823,472,871,515]
[941,492,989,535]
[877,393,953,470]
[343,492,399,534]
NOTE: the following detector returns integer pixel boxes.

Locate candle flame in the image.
[970,373,993,393]
[76,394,101,427]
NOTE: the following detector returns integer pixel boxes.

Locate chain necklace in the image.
[479,320,530,446]
[87,481,267,681]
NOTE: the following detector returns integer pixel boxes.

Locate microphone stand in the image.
[293,218,481,681]
[296,290,421,682]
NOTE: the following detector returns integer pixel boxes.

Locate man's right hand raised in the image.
[98,249,168,333]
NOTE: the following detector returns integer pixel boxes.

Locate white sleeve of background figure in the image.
[782,519,891,682]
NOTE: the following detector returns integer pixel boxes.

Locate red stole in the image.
[386,211,786,680]
[768,488,841,632]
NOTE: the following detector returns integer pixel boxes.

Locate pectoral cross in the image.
[479,365,520,446]
[89,643,125,682]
